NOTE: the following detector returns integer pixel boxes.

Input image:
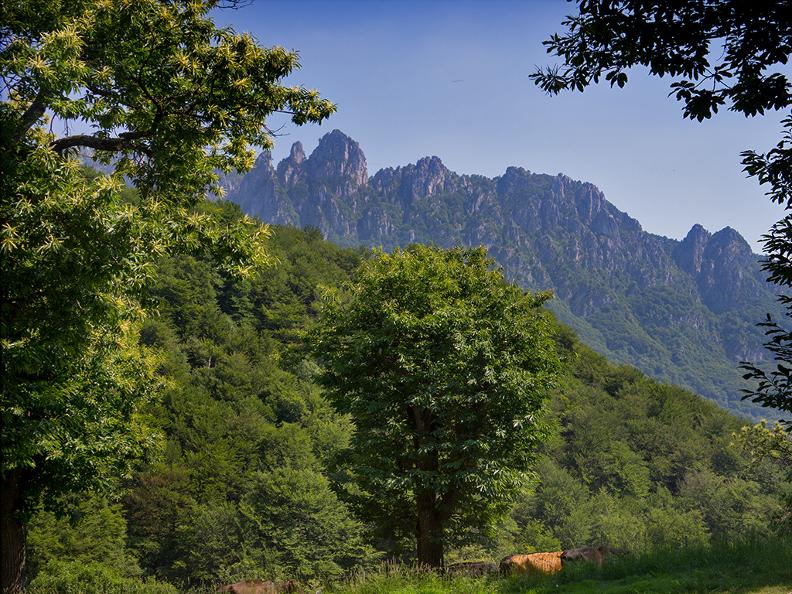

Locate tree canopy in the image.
[312,245,560,567]
[531,0,792,121]
[1,0,335,196]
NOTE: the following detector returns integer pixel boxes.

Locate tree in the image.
[0,1,334,591]
[531,0,792,421]
[739,123,792,419]
[312,245,559,567]
[735,421,792,531]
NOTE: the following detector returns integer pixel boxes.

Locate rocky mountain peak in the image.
[707,226,752,255]
[369,156,454,201]
[496,166,529,195]
[504,166,528,177]
[226,150,283,222]
[674,223,713,275]
[572,182,607,226]
[415,155,445,170]
[289,141,306,164]
[277,142,306,187]
[304,129,368,194]
[687,223,710,239]
[253,150,274,169]
[404,156,450,198]
[697,226,760,313]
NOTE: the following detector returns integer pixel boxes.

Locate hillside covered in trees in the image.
[24,206,791,591]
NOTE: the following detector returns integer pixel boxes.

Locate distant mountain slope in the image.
[227,130,781,419]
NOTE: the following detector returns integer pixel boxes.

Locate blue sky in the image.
[214,0,788,250]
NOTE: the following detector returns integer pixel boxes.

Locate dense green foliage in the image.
[505,330,789,556]
[28,562,177,594]
[28,496,140,579]
[312,246,559,567]
[1,1,333,590]
[21,217,791,591]
[25,497,175,593]
[121,211,371,587]
[1,153,161,513]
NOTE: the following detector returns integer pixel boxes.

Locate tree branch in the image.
[13,92,47,143]
[51,130,149,155]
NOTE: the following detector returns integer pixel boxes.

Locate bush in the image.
[28,497,142,579]
[27,561,177,594]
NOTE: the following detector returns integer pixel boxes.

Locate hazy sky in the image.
[214,0,789,250]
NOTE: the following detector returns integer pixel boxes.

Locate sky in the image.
[213,0,789,250]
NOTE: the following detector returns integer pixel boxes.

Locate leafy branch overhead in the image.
[740,116,792,418]
[531,1,792,121]
[2,0,336,198]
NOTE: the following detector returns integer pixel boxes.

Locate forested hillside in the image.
[25,206,790,591]
[227,131,782,419]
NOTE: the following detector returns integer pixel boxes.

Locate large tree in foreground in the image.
[0,1,334,591]
[531,0,792,422]
[312,246,559,567]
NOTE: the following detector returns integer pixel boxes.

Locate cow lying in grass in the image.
[217,579,301,594]
[500,546,617,575]
[499,551,563,575]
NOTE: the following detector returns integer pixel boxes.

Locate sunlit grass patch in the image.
[330,535,792,594]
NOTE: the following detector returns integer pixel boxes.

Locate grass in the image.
[329,537,792,594]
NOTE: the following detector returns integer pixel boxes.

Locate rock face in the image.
[228,130,781,419]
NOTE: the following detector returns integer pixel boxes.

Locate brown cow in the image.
[446,561,498,576]
[499,551,563,575]
[560,545,613,567]
[217,580,302,594]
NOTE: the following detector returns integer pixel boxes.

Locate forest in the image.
[17,205,792,592]
[3,1,792,593]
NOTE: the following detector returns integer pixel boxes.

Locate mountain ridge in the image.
[227,129,781,419]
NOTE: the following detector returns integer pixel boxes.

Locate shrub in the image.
[27,561,177,594]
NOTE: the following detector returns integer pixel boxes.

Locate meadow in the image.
[331,537,792,594]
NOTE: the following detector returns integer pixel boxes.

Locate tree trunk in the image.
[415,493,444,568]
[1,470,26,594]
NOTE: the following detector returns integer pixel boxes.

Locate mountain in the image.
[227,130,782,419]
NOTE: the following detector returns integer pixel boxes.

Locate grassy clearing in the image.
[330,537,792,594]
